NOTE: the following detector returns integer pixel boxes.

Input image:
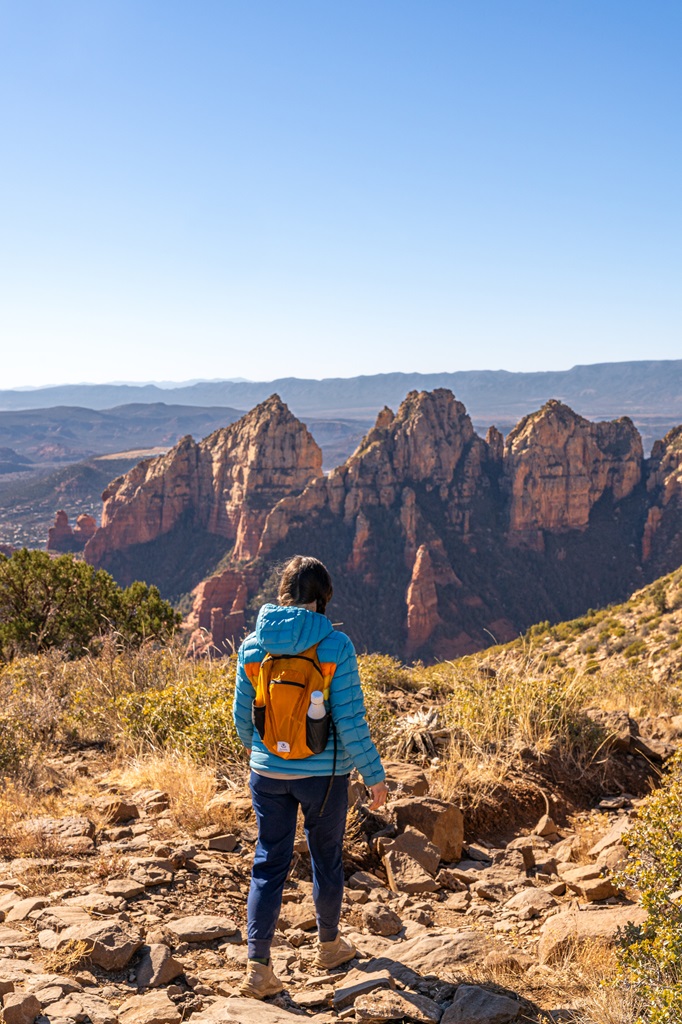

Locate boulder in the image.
[393,798,464,862]
[136,943,185,989]
[118,991,182,1024]
[191,996,333,1023]
[333,969,396,1010]
[355,988,443,1022]
[96,796,140,823]
[437,868,469,892]
[382,826,441,875]
[45,993,117,1024]
[166,914,238,943]
[105,878,146,899]
[5,897,50,922]
[596,843,628,871]
[384,761,430,796]
[362,903,403,937]
[441,984,520,1023]
[56,920,143,970]
[1,993,42,1024]
[587,817,632,858]
[561,865,617,901]
[277,903,317,931]
[24,815,95,840]
[207,833,238,852]
[383,850,439,895]
[368,931,486,982]
[538,906,648,964]
[503,888,558,919]
[0,926,32,948]
[444,891,471,912]
[533,814,558,838]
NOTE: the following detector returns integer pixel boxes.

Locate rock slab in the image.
[441,984,520,1023]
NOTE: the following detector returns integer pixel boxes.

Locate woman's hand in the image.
[367,781,389,811]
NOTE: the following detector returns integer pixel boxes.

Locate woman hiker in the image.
[232,555,388,999]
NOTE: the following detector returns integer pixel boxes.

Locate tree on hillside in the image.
[0,549,181,659]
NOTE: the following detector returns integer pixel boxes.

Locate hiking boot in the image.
[239,960,284,999]
[314,933,357,969]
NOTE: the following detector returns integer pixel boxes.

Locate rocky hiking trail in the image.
[0,751,650,1024]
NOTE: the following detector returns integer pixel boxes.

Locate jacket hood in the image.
[255,603,334,655]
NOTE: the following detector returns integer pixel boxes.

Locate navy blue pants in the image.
[247,770,349,959]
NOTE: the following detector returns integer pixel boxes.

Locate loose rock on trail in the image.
[0,750,648,1024]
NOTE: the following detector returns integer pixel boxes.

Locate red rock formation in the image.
[505,401,643,549]
[642,427,682,567]
[185,568,250,655]
[80,383,682,663]
[405,545,440,656]
[73,514,97,546]
[260,389,479,562]
[47,510,74,552]
[85,396,322,575]
[47,511,97,553]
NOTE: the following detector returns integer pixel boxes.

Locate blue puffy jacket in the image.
[232,604,385,786]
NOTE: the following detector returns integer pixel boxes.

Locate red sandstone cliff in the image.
[504,401,643,550]
[81,386,682,662]
[260,389,484,557]
[642,426,682,568]
[405,545,440,656]
[85,395,322,570]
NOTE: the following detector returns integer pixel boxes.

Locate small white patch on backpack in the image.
[277,741,290,753]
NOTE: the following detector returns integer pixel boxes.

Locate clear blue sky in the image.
[1,1,680,387]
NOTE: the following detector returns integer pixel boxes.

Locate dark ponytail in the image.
[278,556,333,615]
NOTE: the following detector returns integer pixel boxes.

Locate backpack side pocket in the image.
[306,713,330,755]
[252,702,266,741]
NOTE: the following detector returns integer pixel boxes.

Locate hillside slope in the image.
[517,565,682,684]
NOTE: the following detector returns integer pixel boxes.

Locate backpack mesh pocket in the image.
[305,713,330,754]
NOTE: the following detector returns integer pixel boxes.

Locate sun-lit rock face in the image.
[642,426,682,567]
[260,389,483,555]
[81,384,682,663]
[405,544,440,656]
[47,511,97,553]
[504,401,643,549]
[84,395,322,572]
[185,567,252,656]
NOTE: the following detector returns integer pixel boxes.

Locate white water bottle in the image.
[307,691,326,719]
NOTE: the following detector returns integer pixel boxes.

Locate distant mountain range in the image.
[2,361,681,452]
[0,403,369,468]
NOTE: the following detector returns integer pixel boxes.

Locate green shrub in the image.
[625,639,647,660]
[651,583,669,615]
[357,653,414,692]
[0,549,180,660]
[114,659,243,765]
[616,751,682,1022]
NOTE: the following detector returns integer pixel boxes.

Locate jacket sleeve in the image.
[329,635,386,787]
[232,646,255,749]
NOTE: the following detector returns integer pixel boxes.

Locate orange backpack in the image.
[251,643,331,759]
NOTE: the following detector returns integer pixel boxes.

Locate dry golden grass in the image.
[38,939,92,974]
[91,850,131,880]
[109,750,247,834]
[468,939,641,1024]
[538,941,639,1024]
